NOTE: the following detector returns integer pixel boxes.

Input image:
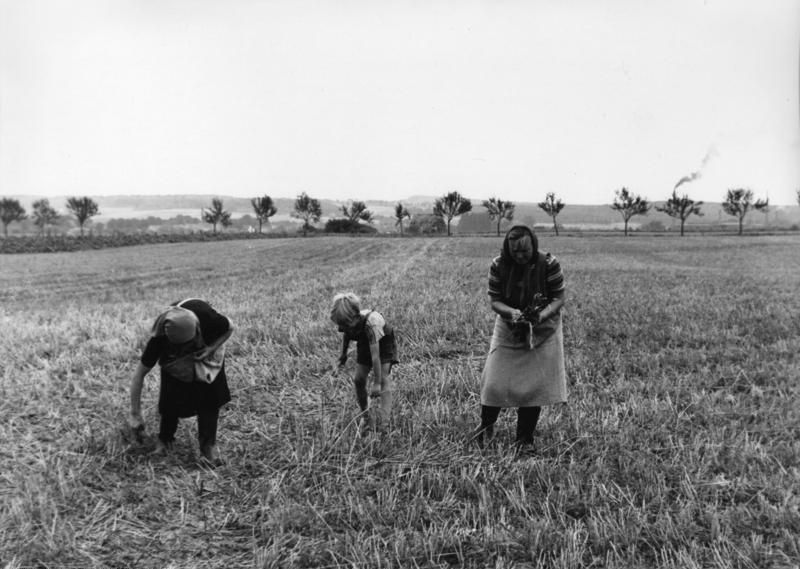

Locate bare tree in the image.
[394,202,411,235]
[758,198,770,226]
[433,191,472,236]
[655,191,703,236]
[722,188,768,235]
[610,187,650,236]
[251,195,277,233]
[0,198,27,237]
[537,193,565,236]
[754,196,770,225]
[482,197,515,236]
[32,199,60,236]
[341,200,374,233]
[66,196,100,236]
[202,198,232,234]
[292,192,322,236]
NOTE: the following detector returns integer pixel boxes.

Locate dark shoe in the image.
[515,434,534,446]
[357,412,372,436]
[152,440,174,456]
[514,441,537,459]
[470,424,495,448]
[200,444,222,466]
[121,423,146,445]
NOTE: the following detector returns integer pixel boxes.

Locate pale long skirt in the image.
[480,314,567,407]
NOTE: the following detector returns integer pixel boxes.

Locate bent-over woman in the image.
[476,225,566,451]
[331,292,399,428]
[129,298,234,464]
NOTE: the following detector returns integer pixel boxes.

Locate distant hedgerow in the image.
[0,230,293,254]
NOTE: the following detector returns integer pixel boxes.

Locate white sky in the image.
[1,0,798,205]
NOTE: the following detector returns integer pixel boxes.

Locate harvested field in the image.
[1,235,799,568]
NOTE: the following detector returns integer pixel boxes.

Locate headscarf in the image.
[498,225,539,307]
[151,306,200,344]
[500,225,538,264]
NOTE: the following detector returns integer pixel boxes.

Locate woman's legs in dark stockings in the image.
[516,406,541,445]
[158,414,179,445]
[481,405,501,433]
[475,405,541,447]
[473,405,501,445]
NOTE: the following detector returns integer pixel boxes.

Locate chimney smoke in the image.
[674,146,718,190]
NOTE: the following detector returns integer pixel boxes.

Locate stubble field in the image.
[0,234,798,568]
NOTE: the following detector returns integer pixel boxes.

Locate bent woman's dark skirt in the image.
[158,366,232,418]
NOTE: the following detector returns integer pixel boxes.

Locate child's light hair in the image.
[331,292,361,324]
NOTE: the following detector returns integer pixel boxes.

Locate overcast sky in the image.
[1,0,798,205]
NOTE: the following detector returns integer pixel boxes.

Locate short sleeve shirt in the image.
[360,309,387,343]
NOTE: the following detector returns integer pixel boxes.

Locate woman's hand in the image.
[125,412,145,443]
[508,308,523,322]
[369,383,382,398]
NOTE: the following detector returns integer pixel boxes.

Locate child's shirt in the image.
[360,309,388,343]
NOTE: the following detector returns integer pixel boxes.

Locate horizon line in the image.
[4,192,798,208]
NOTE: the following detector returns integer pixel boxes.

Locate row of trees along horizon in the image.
[1,187,795,239]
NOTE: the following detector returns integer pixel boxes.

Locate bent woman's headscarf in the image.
[151,307,200,344]
[498,225,539,307]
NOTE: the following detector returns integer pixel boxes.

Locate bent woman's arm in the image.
[129,361,153,426]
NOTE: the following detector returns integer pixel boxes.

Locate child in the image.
[331,293,398,428]
[128,298,234,464]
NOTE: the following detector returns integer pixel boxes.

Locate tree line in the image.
[2,187,796,239]
[609,187,773,236]
[0,197,99,238]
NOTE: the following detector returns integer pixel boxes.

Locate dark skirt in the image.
[158,365,231,418]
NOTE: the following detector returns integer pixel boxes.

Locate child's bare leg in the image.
[376,362,394,425]
[353,364,370,412]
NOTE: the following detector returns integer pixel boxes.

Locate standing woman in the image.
[129,298,234,464]
[476,225,566,451]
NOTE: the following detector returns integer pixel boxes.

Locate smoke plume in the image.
[674,146,718,190]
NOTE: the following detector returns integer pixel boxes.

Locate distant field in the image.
[95,207,300,224]
[95,204,399,223]
[1,235,798,568]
